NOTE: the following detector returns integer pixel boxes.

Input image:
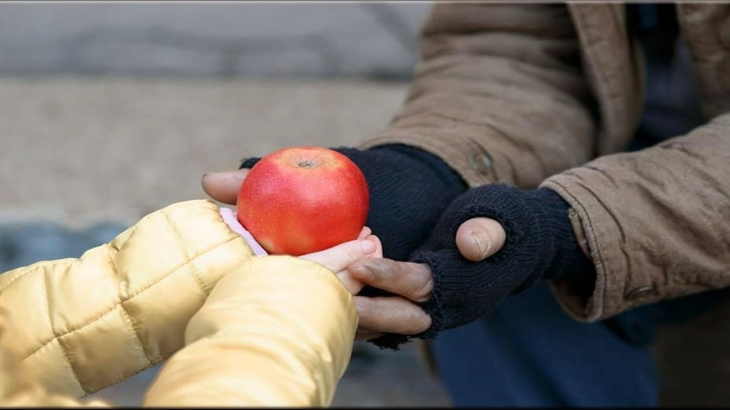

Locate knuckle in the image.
[407,281,431,302]
[348,264,374,282]
[404,265,433,302]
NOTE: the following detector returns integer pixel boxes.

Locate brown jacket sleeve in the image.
[359,3,598,189]
[543,112,730,322]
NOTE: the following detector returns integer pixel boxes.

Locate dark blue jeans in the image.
[430,282,659,407]
[430,282,730,407]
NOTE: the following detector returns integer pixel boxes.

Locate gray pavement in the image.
[0,77,410,227]
[0,3,431,80]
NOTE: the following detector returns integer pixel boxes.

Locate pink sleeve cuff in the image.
[219,206,268,256]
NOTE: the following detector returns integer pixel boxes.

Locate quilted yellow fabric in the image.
[0,199,357,407]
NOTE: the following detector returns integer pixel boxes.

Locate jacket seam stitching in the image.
[19,236,238,363]
[41,265,84,393]
[162,210,208,294]
[0,260,71,295]
[108,239,156,372]
[118,298,154,370]
[572,4,620,145]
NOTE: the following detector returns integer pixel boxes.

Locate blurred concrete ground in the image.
[0,3,431,79]
[0,77,412,227]
[0,2,435,226]
[0,77,451,407]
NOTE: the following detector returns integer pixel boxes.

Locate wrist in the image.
[331,144,468,260]
[522,188,595,282]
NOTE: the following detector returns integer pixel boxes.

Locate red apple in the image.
[236,146,369,256]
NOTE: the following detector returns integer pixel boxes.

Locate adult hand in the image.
[217,183,508,344]
[202,169,249,205]
[405,184,593,342]
[345,217,506,344]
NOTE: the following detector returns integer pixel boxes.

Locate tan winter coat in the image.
[360,3,730,323]
[0,200,357,407]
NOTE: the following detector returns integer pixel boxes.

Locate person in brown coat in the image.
[202,3,730,406]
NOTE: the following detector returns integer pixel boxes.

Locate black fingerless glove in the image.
[410,184,596,341]
[241,145,468,261]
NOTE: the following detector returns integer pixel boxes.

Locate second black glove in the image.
[410,184,596,340]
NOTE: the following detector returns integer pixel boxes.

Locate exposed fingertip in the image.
[457,218,507,261]
[202,171,223,181]
[358,226,373,240]
[470,231,491,259]
[457,230,486,262]
[201,171,248,205]
[202,172,236,190]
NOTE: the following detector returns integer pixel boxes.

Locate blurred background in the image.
[0,2,452,407]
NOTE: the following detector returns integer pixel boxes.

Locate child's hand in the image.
[300,227,383,294]
[221,206,382,294]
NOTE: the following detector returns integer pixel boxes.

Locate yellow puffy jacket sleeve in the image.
[0,199,357,407]
[144,256,357,406]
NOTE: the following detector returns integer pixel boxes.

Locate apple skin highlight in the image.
[237,146,370,256]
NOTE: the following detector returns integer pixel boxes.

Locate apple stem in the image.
[297,160,319,168]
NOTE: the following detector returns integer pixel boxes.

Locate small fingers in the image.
[357,226,372,240]
[300,237,378,275]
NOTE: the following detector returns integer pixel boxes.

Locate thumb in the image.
[201,169,249,205]
[455,217,506,262]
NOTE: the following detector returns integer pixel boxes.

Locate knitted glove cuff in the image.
[239,157,260,169]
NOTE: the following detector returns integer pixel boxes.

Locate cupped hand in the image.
[346,217,506,342]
